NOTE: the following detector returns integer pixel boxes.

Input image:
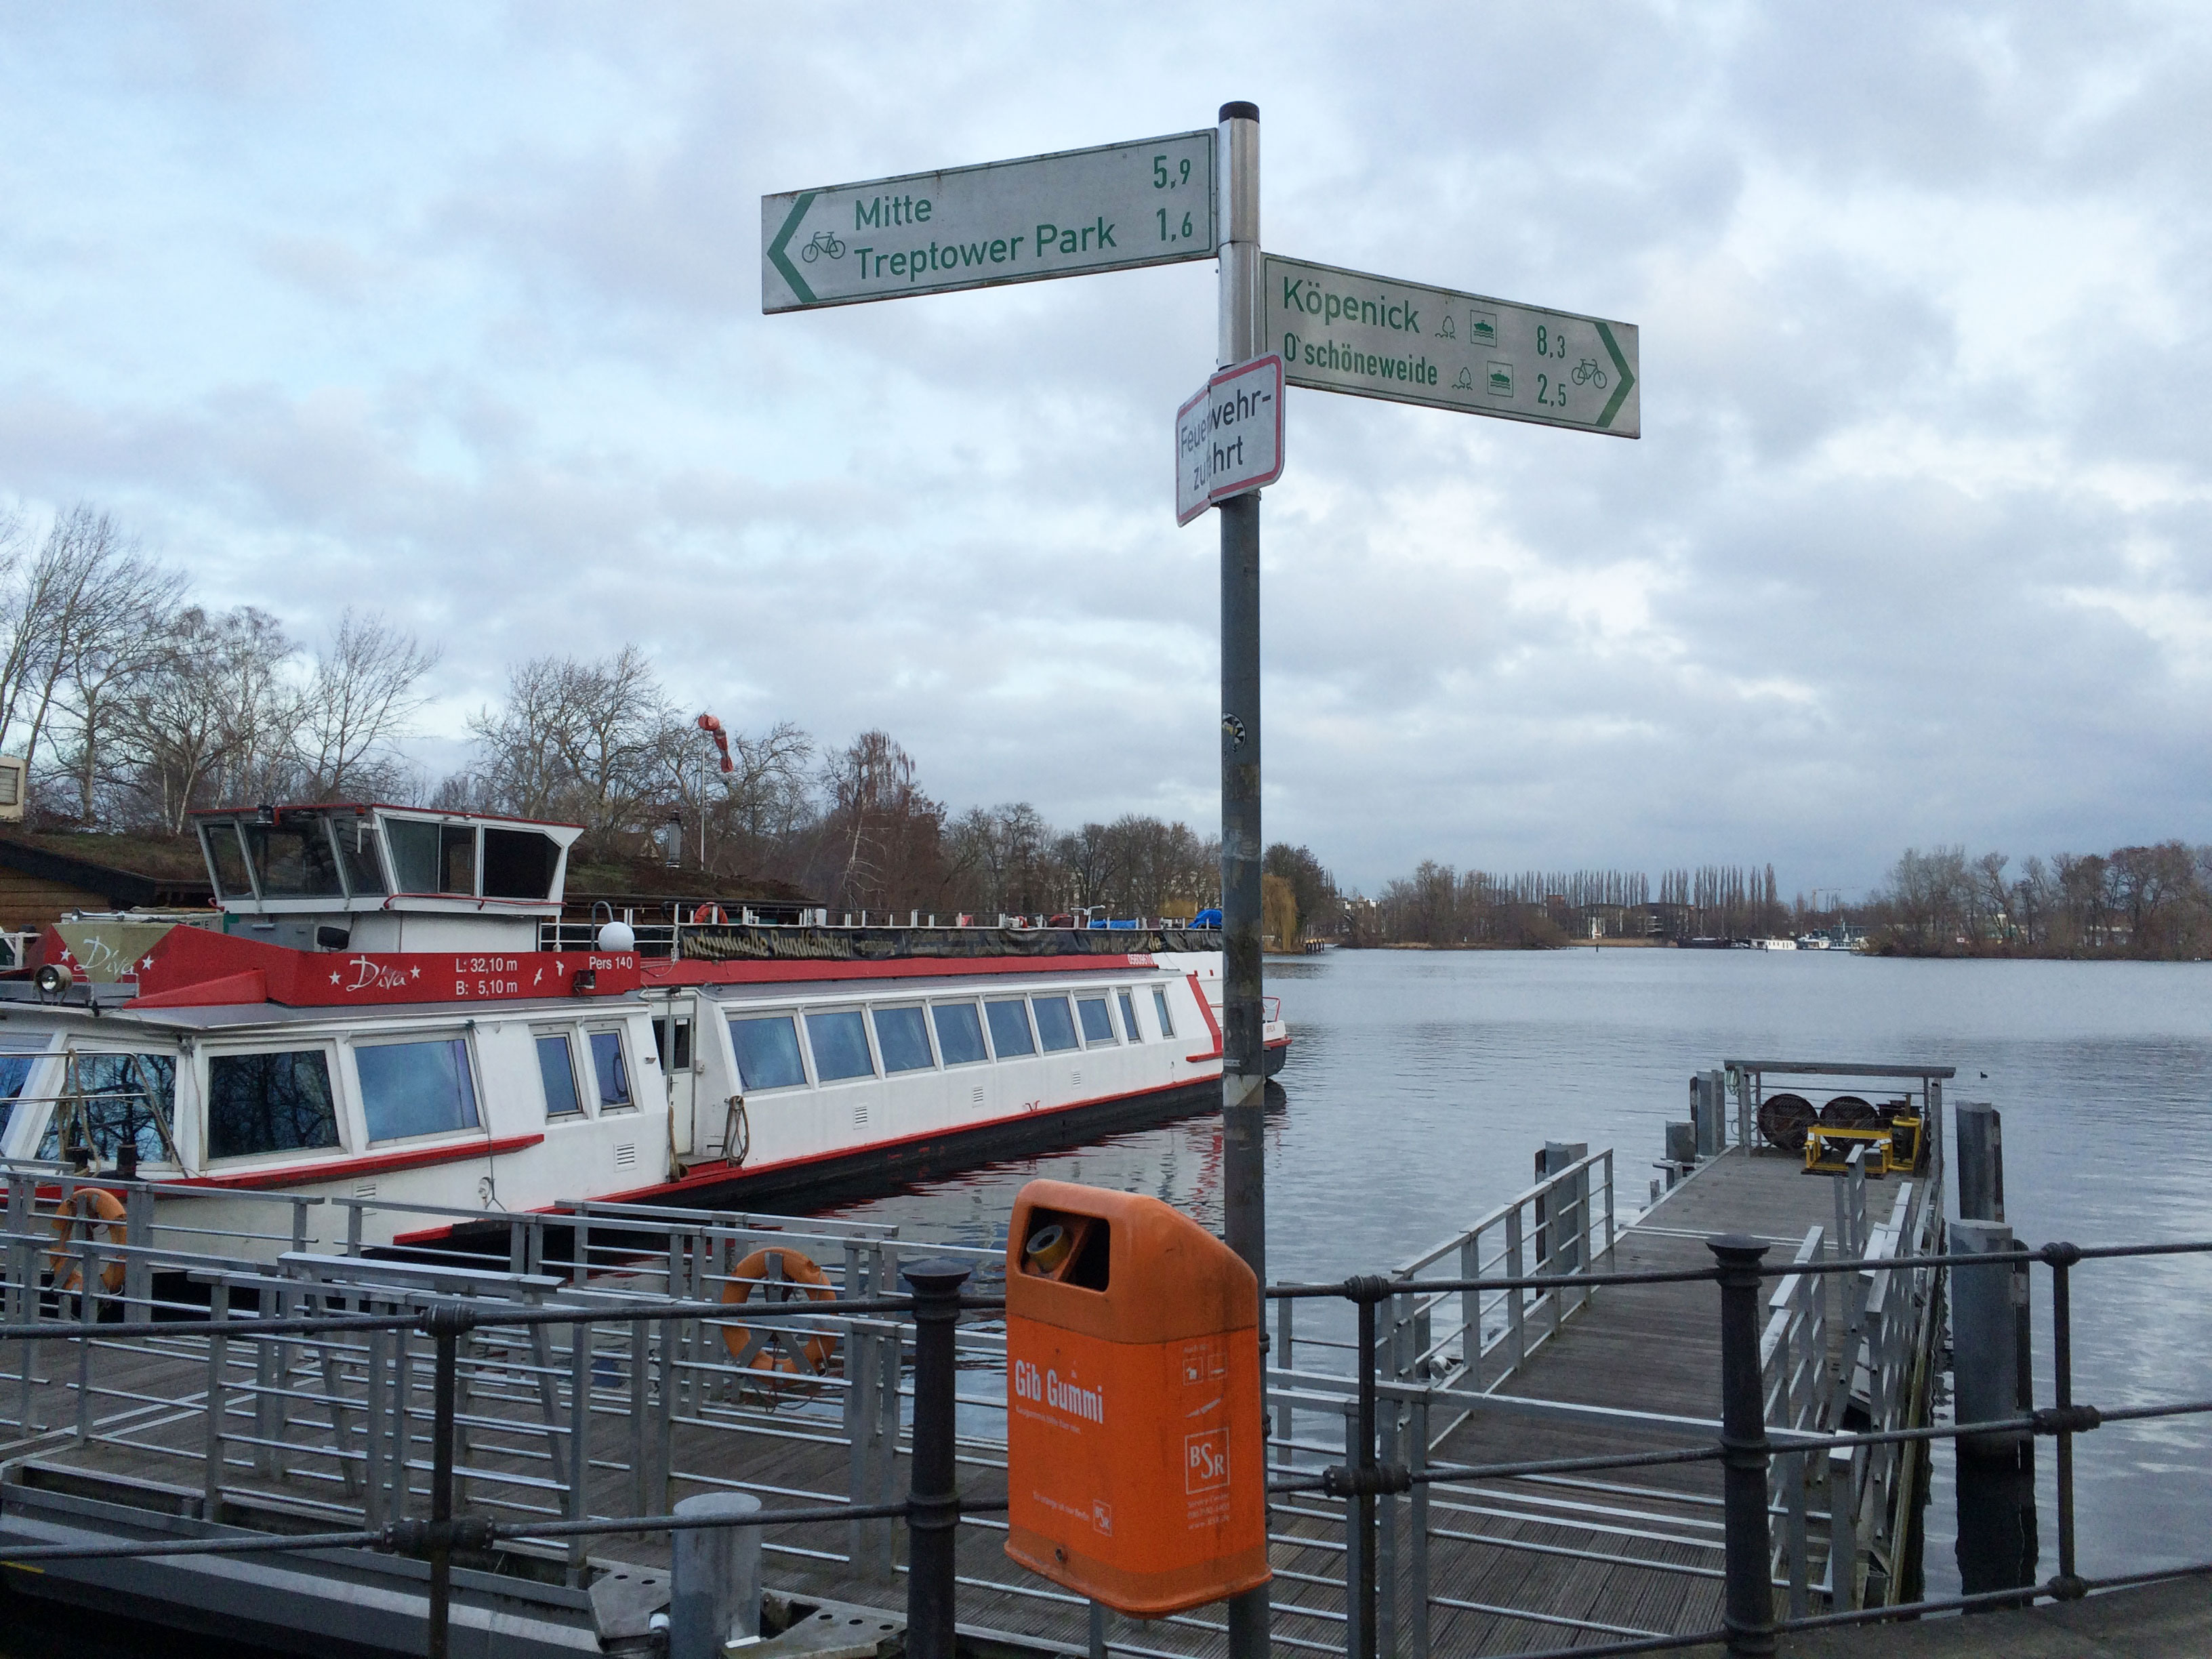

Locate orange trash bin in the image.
[1003,1179,1269,1617]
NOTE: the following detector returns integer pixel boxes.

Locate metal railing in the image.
[1262,1233,2212,1659]
[4,1164,2207,1659]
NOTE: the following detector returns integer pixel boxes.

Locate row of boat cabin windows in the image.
[198,811,565,903]
[0,983,1176,1164]
[726,985,1176,1093]
[0,1025,636,1166]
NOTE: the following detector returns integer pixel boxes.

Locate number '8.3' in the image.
[1535,324,1570,360]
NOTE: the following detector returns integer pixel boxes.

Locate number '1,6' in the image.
[1158,208,1193,242]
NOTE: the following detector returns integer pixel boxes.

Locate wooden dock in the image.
[1380,1141,1944,1655]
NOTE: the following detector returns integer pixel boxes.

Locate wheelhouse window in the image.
[1152,987,1176,1038]
[38,1053,178,1165]
[1118,990,1143,1042]
[1032,995,1080,1053]
[483,827,560,899]
[440,825,477,894]
[806,1008,875,1082]
[244,819,342,898]
[357,1038,480,1142]
[385,818,478,895]
[207,1050,341,1160]
[985,999,1034,1058]
[1076,995,1116,1046]
[588,1031,633,1110]
[932,1002,988,1067]
[201,823,253,900]
[729,1015,806,1090]
[536,1031,584,1116]
[386,819,440,893]
[873,1006,934,1073]
[332,813,387,895]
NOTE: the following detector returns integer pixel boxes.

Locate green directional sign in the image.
[764,131,1217,312]
[1263,253,1639,438]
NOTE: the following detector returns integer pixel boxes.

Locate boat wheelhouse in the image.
[0,804,1284,1255]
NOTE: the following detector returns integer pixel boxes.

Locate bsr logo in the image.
[1012,1359,1104,1425]
[1185,1429,1230,1494]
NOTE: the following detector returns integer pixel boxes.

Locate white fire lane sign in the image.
[1175,354,1285,525]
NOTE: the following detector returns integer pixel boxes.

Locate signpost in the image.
[766,107,1640,1659]
[762,131,1216,311]
[1176,354,1284,526]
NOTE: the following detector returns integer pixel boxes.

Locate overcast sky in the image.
[3,3,2207,897]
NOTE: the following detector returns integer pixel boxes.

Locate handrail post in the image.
[1709,1235,1774,1658]
[1346,1275,1388,1659]
[2045,1242,2085,1597]
[422,1302,476,1659]
[903,1261,970,1659]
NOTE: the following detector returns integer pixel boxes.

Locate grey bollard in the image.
[670,1491,762,1659]
[1692,1073,1723,1158]
[1955,1103,2004,1221]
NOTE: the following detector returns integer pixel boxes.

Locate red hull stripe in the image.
[173,1132,546,1191]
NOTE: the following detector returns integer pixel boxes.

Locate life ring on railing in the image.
[694,903,728,926]
[720,1247,838,1375]
[48,1187,126,1295]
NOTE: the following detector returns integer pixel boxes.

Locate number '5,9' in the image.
[1153,155,1192,189]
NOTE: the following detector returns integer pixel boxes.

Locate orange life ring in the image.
[720,1246,838,1375]
[694,903,728,926]
[49,1187,126,1296]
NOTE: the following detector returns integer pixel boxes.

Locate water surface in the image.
[826,947,2212,1593]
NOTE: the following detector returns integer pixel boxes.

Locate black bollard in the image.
[421,1303,476,1659]
[1709,1235,1774,1658]
[903,1261,971,1659]
[1950,1220,2036,1597]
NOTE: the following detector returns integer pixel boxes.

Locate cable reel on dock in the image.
[1756,1092,1818,1151]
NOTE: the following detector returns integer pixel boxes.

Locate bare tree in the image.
[467,647,682,846]
[1052,823,1117,914]
[814,731,945,913]
[108,607,302,830]
[0,506,157,772]
[710,720,815,872]
[298,610,441,800]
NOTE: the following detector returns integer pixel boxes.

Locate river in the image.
[821,946,2212,1595]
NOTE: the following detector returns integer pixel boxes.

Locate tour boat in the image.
[0,803,1286,1255]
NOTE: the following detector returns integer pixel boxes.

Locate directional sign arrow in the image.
[1263,253,1639,438]
[763,131,1217,312]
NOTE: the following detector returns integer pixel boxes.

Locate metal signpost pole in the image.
[1214,97,1270,1659]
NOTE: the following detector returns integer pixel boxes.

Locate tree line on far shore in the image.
[1863,843,2212,960]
